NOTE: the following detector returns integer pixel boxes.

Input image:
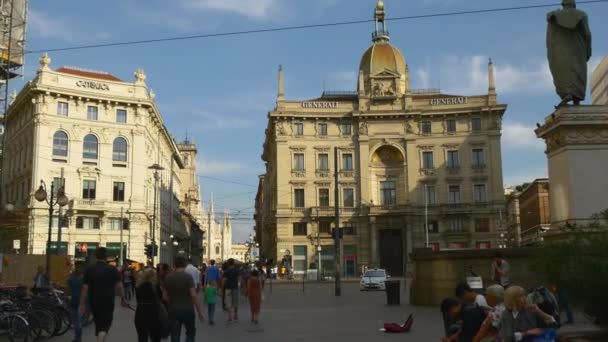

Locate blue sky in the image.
[20,0,608,242]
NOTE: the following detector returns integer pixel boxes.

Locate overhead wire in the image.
[25,0,608,54]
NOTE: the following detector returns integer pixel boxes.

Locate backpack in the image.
[528,287,560,328]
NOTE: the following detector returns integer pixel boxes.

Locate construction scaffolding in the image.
[0,0,28,204]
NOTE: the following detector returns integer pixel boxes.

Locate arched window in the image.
[113,137,128,162]
[215,245,220,255]
[52,131,68,157]
[83,134,98,160]
[183,154,189,166]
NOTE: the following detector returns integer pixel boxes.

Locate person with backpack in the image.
[134,268,163,342]
[528,286,561,328]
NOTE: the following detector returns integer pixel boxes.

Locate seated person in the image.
[442,297,487,342]
[500,286,557,342]
[473,284,506,342]
[456,282,488,308]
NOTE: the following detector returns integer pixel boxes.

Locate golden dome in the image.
[359,41,407,77]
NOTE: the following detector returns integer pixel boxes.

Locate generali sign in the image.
[301,101,338,109]
[429,97,467,106]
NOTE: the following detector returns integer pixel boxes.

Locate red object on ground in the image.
[383,314,414,333]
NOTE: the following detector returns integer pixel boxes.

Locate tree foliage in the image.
[531,209,608,324]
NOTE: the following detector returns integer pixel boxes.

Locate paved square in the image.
[55,281,444,341]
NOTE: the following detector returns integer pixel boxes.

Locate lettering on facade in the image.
[429,97,467,106]
[76,80,110,91]
[301,101,338,109]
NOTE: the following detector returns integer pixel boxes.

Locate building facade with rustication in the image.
[256,1,507,278]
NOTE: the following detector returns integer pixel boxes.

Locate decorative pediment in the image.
[370,69,400,78]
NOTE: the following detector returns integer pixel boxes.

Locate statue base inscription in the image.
[536,105,608,235]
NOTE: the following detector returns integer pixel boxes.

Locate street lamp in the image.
[148,163,164,267]
[34,180,69,276]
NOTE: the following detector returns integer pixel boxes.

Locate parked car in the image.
[360,269,389,291]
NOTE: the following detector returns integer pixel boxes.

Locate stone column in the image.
[535,105,608,236]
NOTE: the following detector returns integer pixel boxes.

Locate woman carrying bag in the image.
[135,268,170,342]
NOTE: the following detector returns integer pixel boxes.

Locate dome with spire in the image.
[359,0,409,96]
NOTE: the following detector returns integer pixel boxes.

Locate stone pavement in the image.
[55,281,444,341]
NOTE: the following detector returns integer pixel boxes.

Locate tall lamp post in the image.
[34,180,69,276]
[149,163,164,266]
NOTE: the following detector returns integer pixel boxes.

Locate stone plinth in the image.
[535,105,608,233]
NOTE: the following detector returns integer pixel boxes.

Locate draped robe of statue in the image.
[546,2,592,103]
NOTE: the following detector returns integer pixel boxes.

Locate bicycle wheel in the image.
[29,310,55,342]
[8,314,29,342]
[51,306,71,337]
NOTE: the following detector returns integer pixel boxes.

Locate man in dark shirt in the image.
[163,256,204,342]
[223,258,240,322]
[79,247,127,342]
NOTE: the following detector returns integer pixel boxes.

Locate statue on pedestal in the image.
[547,0,592,107]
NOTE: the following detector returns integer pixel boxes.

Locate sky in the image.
[18,0,608,242]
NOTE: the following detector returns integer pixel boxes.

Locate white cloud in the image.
[419,55,553,96]
[502,121,545,150]
[416,69,431,89]
[180,0,280,19]
[28,10,74,41]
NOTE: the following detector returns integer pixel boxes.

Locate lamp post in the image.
[148,163,164,267]
[34,180,69,276]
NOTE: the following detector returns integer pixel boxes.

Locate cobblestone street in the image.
[55,281,443,341]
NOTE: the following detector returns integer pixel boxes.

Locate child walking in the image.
[247,270,262,324]
[205,280,218,325]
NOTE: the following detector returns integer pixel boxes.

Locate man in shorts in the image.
[222,259,240,322]
[80,247,128,342]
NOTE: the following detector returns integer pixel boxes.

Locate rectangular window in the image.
[448,185,461,204]
[53,177,66,196]
[472,149,485,167]
[87,106,98,120]
[446,119,456,133]
[319,221,331,234]
[318,123,328,136]
[294,123,304,136]
[341,122,352,136]
[294,189,305,208]
[448,218,463,232]
[344,222,356,235]
[421,120,432,135]
[113,182,125,202]
[82,180,96,200]
[116,109,127,123]
[471,118,482,132]
[428,220,439,234]
[76,216,100,229]
[293,223,307,236]
[447,150,460,168]
[380,181,396,206]
[343,188,354,207]
[422,151,434,169]
[57,102,69,116]
[319,188,330,207]
[108,218,129,231]
[474,184,487,203]
[342,153,353,171]
[475,218,490,233]
[318,154,329,171]
[424,185,436,205]
[51,215,69,229]
[293,245,307,272]
[293,153,305,171]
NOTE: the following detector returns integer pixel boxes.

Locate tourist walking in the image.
[491,252,511,288]
[134,268,162,342]
[223,258,240,322]
[205,260,220,285]
[67,263,83,342]
[157,263,171,303]
[80,247,128,342]
[205,280,218,325]
[123,267,134,301]
[247,270,263,324]
[162,256,204,342]
[185,258,201,293]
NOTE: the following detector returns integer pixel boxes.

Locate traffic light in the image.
[145,244,152,257]
[332,228,344,239]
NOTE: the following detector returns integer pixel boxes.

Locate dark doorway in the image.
[379,229,403,277]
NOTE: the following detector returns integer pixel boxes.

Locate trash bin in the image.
[385,279,400,305]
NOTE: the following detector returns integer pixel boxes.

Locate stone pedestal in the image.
[535,105,608,234]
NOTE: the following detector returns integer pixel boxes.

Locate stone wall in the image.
[409,248,540,307]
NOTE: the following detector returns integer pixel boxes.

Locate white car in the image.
[360,269,389,291]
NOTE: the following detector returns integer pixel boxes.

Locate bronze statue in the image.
[547,0,592,107]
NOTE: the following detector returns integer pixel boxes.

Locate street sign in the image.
[251,247,259,258]
[13,240,20,250]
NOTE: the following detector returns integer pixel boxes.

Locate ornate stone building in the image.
[256,1,507,277]
[201,195,232,263]
[0,54,190,263]
[591,55,608,105]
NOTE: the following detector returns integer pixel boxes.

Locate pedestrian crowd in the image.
[34,247,271,342]
[440,252,573,342]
